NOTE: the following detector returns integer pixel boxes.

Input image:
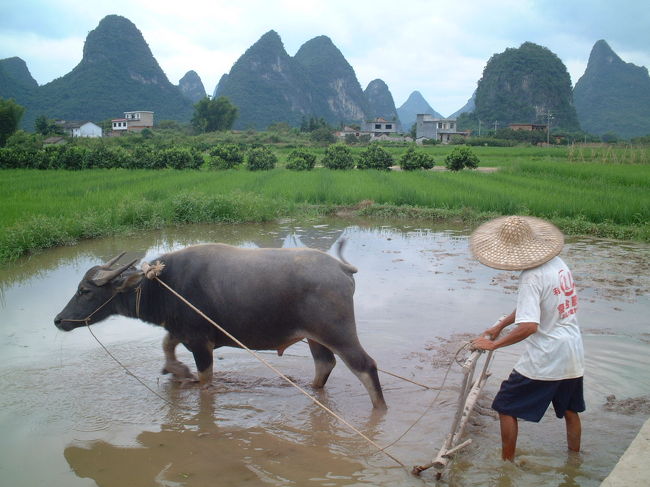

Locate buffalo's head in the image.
[54,253,142,331]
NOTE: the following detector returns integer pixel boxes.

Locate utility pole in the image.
[546,111,553,145]
[493,120,499,132]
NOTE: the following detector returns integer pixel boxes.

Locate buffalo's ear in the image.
[116,271,144,292]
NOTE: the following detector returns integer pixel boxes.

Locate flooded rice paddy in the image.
[1,218,649,486]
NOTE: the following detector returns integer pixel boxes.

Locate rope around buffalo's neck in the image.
[142,261,408,470]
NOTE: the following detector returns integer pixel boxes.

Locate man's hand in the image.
[483,325,502,340]
[472,336,497,351]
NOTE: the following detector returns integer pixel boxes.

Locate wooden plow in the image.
[412,323,499,480]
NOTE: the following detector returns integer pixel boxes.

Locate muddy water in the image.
[1,218,649,486]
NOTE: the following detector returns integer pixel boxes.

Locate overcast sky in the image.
[1,0,649,117]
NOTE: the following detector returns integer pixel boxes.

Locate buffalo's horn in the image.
[102,252,127,269]
[92,258,139,286]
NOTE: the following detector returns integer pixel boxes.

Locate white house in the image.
[361,117,398,137]
[111,110,154,133]
[57,121,103,138]
[416,114,469,144]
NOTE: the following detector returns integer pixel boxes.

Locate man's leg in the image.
[564,410,581,452]
[499,413,518,461]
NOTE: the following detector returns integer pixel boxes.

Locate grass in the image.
[1,147,648,263]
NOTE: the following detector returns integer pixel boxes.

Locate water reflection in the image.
[1,218,649,486]
[64,391,369,487]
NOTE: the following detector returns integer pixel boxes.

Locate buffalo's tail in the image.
[336,239,358,274]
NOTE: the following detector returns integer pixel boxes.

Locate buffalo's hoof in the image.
[161,360,195,380]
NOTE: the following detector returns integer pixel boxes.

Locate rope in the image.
[379,342,471,452]
[75,260,475,474]
[86,324,177,408]
[297,339,437,391]
[148,270,408,470]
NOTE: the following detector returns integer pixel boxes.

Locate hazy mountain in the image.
[364,78,400,124]
[573,40,650,138]
[19,15,193,129]
[0,57,38,103]
[294,35,369,125]
[474,42,580,131]
[217,32,369,129]
[449,91,476,118]
[397,91,443,130]
[217,30,314,129]
[178,70,206,104]
[213,73,228,98]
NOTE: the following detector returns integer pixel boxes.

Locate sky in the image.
[1,0,649,117]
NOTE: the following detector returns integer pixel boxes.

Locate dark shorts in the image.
[492,370,585,423]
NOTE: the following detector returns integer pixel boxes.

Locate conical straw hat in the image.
[469,216,564,270]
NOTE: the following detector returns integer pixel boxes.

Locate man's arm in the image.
[484,310,516,339]
[472,320,538,351]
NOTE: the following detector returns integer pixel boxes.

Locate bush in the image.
[286,149,316,171]
[322,144,354,170]
[444,146,480,171]
[310,127,336,144]
[83,144,114,169]
[208,143,244,169]
[399,146,435,171]
[246,146,277,171]
[0,147,35,168]
[157,147,196,169]
[344,133,358,145]
[58,146,88,170]
[356,143,394,170]
[129,146,157,169]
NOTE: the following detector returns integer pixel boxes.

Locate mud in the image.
[1,218,649,486]
[604,396,650,415]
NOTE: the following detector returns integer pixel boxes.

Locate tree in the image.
[399,146,435,170]
[246,146,277,171]
[357,143,394,170]
[286,149,316,170]
[445,146,480,171]
[191,96,238,133]
[322,144,354,170]
[310,126,336,144]
[0,98,25,147]
[34,115,63,136]
[208,144,244,170]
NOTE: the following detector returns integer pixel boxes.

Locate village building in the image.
[361,117,398,137]
[416,114,469,143]
[55,120,103,138]
[111,110,154,134]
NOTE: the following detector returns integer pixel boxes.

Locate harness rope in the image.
[142,264,408,469]
[70,260,480,474]
[61,290,175,408]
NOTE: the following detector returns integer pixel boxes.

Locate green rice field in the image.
[1,146,648,263]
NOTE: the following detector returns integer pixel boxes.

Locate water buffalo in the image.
[54,242,386,409]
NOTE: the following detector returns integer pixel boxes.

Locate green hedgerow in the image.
[322,143,354,170]
[399,146,435,171]
[357,143,394,170]
[445,146,480,171]
[286,149,317,171]
[208,143,244,169]
[246,146,277,171]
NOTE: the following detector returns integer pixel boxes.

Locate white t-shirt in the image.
[513,256,585,380]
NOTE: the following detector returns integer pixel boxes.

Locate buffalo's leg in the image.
[307,339,336,388]
[331,341,386,410]
[161,333,195,380]
[189,341,215,388]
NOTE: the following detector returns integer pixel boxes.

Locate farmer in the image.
[469,215,585,461]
